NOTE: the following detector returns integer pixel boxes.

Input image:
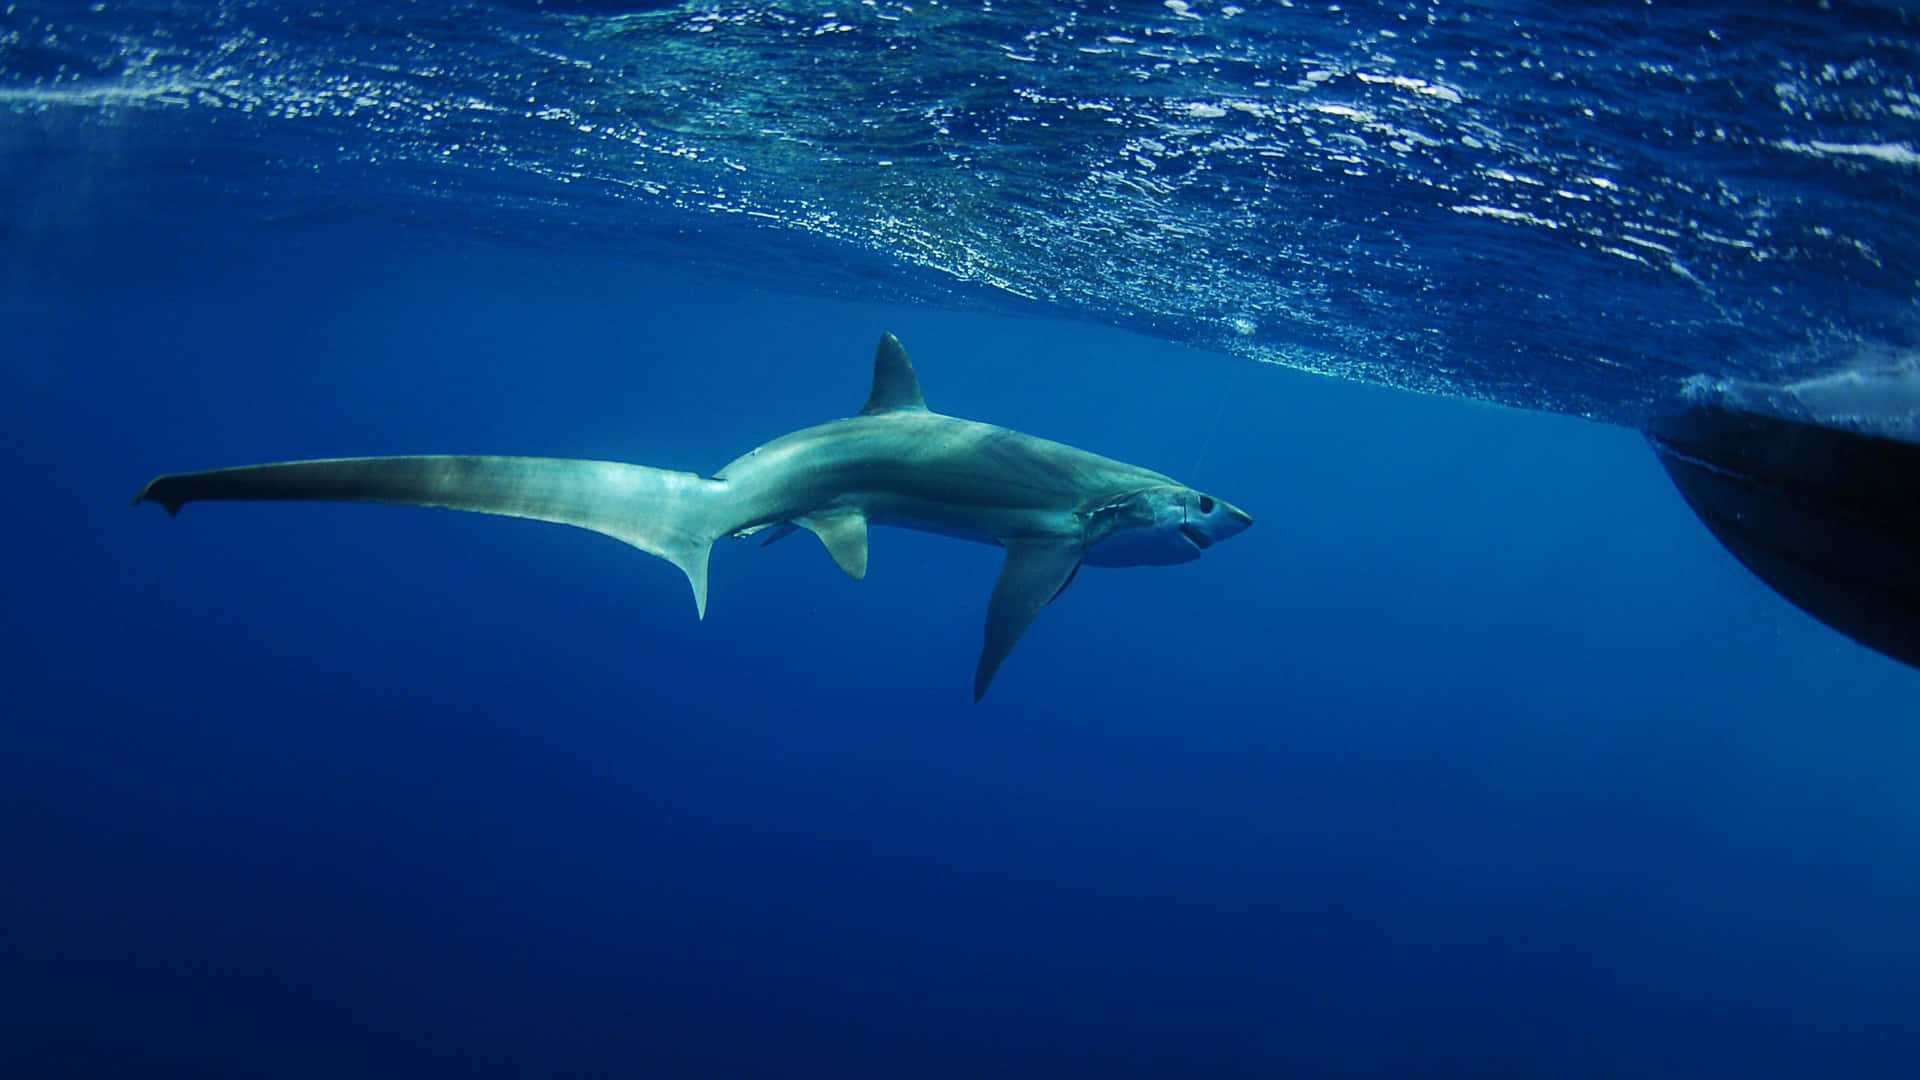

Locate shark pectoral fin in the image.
[975,536,1084,703]
[797,509,869,580]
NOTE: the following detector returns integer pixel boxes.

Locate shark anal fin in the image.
[858,332,929,416]
[756,522,800,546]
[975,536,1083,702]
[797,509,869,580]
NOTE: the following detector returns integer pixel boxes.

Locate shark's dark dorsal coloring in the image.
[136,333,1252,700]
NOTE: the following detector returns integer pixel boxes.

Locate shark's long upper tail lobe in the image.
[136,456,731,617]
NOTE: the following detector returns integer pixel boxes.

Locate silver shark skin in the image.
[136,333,1252,700]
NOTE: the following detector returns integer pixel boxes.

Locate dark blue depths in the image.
[1,225,1915,1078]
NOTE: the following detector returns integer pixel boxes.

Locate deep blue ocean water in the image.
[5,2,1920,1077]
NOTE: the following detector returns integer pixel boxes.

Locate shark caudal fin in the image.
[135,455,730,618]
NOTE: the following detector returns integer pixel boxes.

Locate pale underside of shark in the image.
[136,333,1253,700]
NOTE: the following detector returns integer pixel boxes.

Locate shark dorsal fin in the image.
[859,332,929,416]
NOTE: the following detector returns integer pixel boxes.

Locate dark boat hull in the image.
[1648,405,1920,672]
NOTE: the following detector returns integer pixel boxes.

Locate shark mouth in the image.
[1179,523,1213,550]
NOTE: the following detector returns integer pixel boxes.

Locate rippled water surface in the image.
[3,1,1916,423]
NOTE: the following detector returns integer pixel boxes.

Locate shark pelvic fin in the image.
[859,332,929,416]
[797,509,870,580]
[975,536,1084,702]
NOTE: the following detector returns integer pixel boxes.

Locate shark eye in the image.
[1198,496,1215,514]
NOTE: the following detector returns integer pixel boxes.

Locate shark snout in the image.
[1184,492,1252,549]
[1208,498,1253,535]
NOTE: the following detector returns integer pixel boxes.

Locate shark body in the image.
[137,333,1252,699]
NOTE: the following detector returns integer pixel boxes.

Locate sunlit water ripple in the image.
[3,0,1916,426]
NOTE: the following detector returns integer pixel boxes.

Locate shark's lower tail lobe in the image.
[136,455,730,618]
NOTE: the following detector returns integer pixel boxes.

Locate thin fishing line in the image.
[1188,360,1244,483]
